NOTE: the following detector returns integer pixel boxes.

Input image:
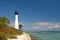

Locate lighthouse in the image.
[15,10,19,29]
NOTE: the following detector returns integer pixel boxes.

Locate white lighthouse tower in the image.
[15,10,19,29]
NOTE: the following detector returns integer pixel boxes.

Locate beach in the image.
[8,32,31,40]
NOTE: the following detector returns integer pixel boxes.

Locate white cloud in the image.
[32,22,60,28]
[32,27,43,29]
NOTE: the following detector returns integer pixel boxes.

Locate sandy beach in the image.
[8,32,31,40]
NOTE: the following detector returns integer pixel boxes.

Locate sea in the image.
[28,31,60,40]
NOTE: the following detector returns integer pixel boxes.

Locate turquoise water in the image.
[29,31,60,40]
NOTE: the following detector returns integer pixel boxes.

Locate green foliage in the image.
[8,27,22,35]
[0,17,23,39]
[0,17,10,29]
[0,17,10,24]
[0,23,7,29]
[0,33,7,40]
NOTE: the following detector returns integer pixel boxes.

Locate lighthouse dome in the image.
[15,10,18,15]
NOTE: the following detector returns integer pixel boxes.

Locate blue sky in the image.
[0,0,60,31]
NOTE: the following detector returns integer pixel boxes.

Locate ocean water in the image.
[29,31,60,40]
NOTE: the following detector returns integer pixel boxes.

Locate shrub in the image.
[0,33,7,40]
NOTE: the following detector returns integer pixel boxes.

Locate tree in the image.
[0,17,10,24]
[19,24,22,30]
[0,17,10,28]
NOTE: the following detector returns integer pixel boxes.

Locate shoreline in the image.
[23,32,37,40]
[30,35,37,40]
[25,32,37,40]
